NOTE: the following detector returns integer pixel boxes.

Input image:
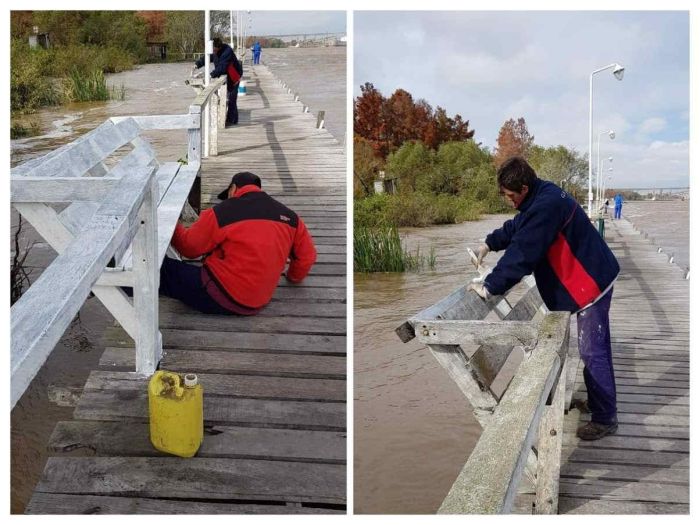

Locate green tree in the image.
[165,11,205,57]
[529,145,588,202]
[385,141,434,193]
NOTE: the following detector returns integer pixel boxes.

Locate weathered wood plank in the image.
[34,457,345,504]
[26,493,343,514]
[49,421,345,463]
[74,389,345,431]
[558,497,688,515]
[560,462,688,483]
[416,320,538,348]
[100,348,346,379]
[558,479,688,504]
[84,370,344,401]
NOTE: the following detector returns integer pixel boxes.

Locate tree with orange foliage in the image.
[493,117,535,168]
[354,82,476,160]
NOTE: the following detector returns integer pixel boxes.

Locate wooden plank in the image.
[415,320,539,348]
[131,174,161,374]
[157,312,345,335]
[26,493,343,514]
[49,421,345,463]
[111,113,199,130]
[557,478,688,504]
[74,389,345,431]
[34,456,345,504]
[11,176,119,203]
[100,348,346,379]
[560,462,688,484]
[558,497,688,515]
[561,447,688,468]
[84,370,345,402]
[534,358,566,514]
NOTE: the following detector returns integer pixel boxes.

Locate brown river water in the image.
[10,48,345,514]
[353,199,689,514]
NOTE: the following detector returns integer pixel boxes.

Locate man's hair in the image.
[212,37,223,49]
[497,156,537,192]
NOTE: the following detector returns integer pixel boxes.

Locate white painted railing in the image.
[10,86,216,408]
[397,248,575,514]
[186,75,227,158]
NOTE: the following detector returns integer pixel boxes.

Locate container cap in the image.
[183,373,198,387]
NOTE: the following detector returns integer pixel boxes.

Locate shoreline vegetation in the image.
[352,82,648,273]
[354,226,436,273]
[10,10,283,138]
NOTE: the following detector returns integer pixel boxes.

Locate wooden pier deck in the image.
[558,217,688,514]
[26,64,347,514]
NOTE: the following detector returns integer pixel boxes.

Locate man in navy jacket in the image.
[195,37,243,125]
[469,157,620,440]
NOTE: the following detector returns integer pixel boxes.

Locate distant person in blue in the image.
[613,193,623,219]
[194,37,243,126]
[253,41,262,65]
[469,157,620,441]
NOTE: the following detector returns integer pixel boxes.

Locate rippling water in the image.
[260,47,346,143]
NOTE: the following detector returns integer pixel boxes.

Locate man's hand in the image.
[475,243,490,268]
[467,277,491,300]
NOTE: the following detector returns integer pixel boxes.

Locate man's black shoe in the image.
[571,398,590,413]
[576,421,618,441]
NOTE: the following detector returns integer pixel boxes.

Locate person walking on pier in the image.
[253,41,262,65]
[469,157,620,440]
[613,193,624,219]
[195,37,243,126]
[159,172,317,315]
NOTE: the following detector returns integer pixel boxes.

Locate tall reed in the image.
[68,69,110,102]
[354,225,436,273]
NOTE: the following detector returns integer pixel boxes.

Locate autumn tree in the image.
[493,117,535,167]
[354,82,476,160]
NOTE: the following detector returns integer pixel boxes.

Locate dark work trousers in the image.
[158,257,234,315]
[227,84,239,125]
[614,205,622,219]
[576,287,617,425]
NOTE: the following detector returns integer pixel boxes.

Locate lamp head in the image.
[613,64,625,80]
[608,156,613,162]
[608,130,615,140]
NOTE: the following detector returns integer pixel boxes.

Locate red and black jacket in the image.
[484,178,619,312]
[172,185,317,309]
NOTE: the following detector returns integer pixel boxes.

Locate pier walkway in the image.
[557,217,689,514]
[25,64,347,514]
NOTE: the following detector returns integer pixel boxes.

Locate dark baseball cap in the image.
[217,171,262,200]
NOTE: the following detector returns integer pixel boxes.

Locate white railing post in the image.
[218,84,227,129]
[209,92,219,156]
[132,173,162,374]
[188,106,202,165]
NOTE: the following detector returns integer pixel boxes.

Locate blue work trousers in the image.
[614,204,622,219]
[576,287,617,425]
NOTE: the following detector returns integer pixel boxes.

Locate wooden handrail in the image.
[437,312,570,514]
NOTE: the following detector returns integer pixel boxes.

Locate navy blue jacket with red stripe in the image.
[483,178,619,313]
[172,185,316,309]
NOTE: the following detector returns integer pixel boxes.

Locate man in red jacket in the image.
[159,172,317,315]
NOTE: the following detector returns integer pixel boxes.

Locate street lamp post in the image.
[588,63,624,216]
[596,130,615,206]
[598,156,613,204]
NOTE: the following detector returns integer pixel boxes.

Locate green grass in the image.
[354,225,436,273]
[68,69,110,102]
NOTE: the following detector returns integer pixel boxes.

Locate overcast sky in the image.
[354,11,689,189]
[245,10,346,36]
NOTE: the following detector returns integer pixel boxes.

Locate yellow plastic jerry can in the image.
[148,371,203,458]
